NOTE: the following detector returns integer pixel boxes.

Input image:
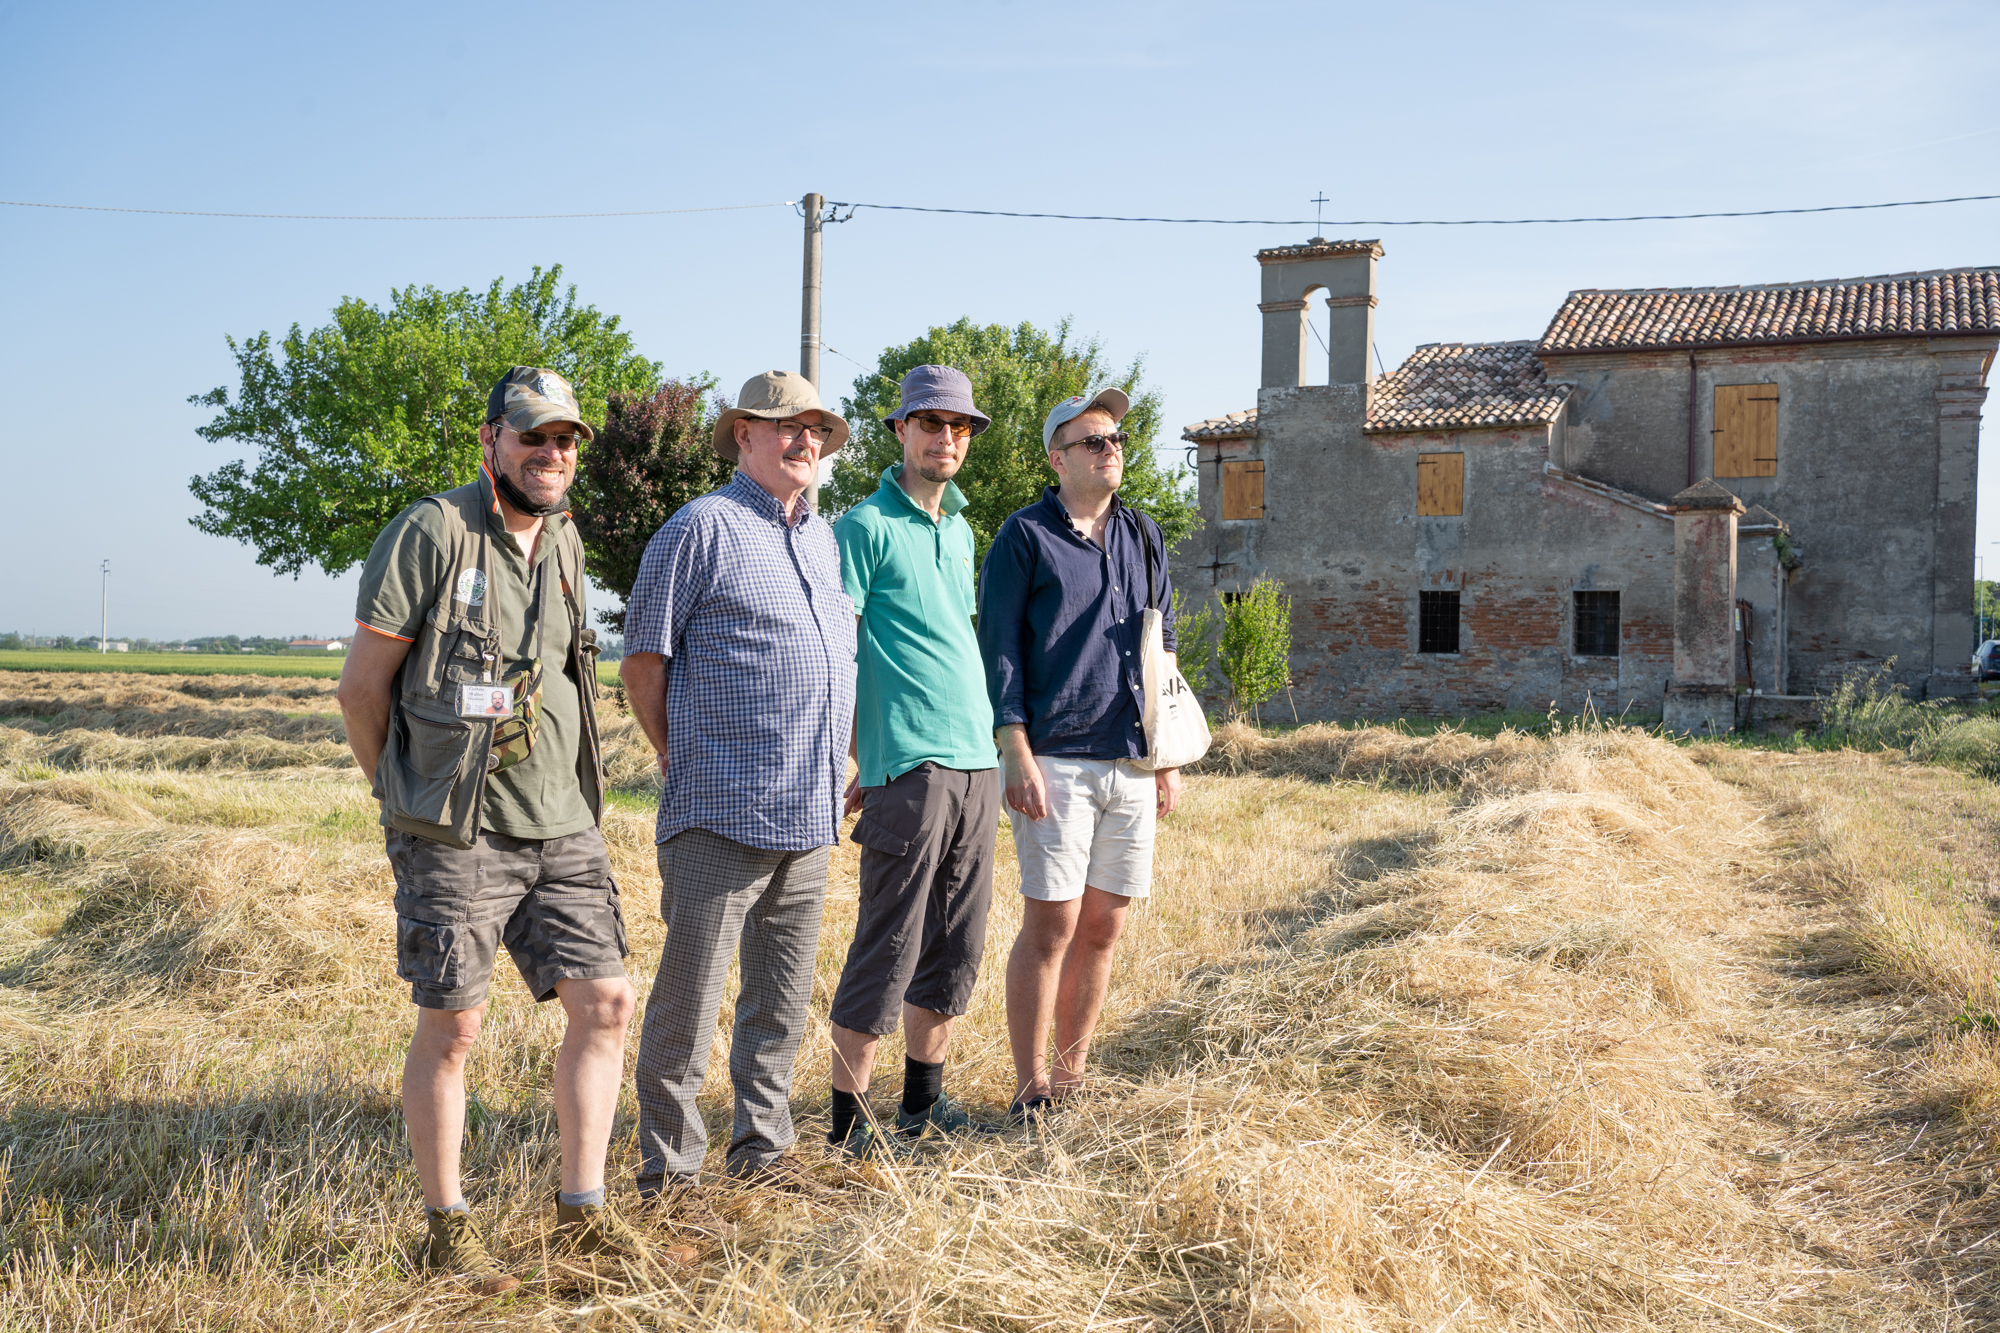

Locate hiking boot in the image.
[895,1095,1002,1141]
[830,1116,911,1162]
[726,1153,844,1198]
[553,1194,681,1264]
[424,1207,521,1297]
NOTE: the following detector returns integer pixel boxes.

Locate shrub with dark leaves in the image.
[573,378,730,631]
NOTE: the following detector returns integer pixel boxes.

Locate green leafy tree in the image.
[825,318,1199,562]
[1218,578,1293,722]
[188,266,660,579]
[1170,588,1220,701]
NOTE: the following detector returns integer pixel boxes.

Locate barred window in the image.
[1574,590,1620,657]
[1418,590,1460,654]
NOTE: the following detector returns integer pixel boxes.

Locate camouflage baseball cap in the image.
[486,367,596,441]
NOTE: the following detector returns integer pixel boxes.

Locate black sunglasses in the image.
[1056,431,1128,456]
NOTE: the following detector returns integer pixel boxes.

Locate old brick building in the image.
[1178,241,1998,726]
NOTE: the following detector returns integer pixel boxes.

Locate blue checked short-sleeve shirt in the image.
[624,472,857,851]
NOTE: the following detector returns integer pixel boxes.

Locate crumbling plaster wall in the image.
[1175,384,1681,720]
[1545,337,1992,696]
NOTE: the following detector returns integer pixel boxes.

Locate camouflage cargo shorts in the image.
[386,824,629,1011]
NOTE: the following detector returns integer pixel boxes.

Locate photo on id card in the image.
[459,683,514,718]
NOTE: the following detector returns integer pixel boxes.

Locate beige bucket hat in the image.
[712,370,851,462]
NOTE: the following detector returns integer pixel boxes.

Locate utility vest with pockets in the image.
[373,476,604,849]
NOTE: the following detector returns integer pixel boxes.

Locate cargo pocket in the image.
[396,916,468,988]
[391,704,472,825]
[851,814,911,858]
[607,879,630,958]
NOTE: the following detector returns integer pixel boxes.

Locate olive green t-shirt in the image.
[355,482,594,841]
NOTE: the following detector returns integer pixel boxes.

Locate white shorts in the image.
[1006,756,1156,902]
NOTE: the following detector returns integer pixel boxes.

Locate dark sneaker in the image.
[895,1095,1002,1141]
[635,1179,734,1240]
[425,1207,521,1297]
[831,1116,910,1162]
[554,1194,695,1265]
[1006,1094,1054,1128]
[726,1153,844,1198]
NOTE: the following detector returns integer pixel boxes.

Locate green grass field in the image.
[0,650,347,678]
[0,650,625,688]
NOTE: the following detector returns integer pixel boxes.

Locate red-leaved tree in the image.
[574,378,731,631]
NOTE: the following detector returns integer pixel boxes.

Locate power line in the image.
[2,190,1995,227]
[829,192,2000,226]
[0,199,792,221]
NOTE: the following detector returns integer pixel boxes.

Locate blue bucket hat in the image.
[887,364,991,436]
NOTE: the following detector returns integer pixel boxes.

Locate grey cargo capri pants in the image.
[386,824,630,1010]
[829,762,1000,1036]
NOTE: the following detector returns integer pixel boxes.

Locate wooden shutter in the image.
[1417,453,1464,516]
[1221,460,1265,519]
[1713,384,1778,477]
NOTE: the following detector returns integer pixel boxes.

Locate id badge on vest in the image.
[459,683,515,718]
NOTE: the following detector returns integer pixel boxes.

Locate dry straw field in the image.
[3,670,2000,1330]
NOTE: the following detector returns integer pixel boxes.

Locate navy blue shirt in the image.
[977,488,1176,760]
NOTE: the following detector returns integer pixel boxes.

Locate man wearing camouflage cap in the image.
[338,366,660,1293]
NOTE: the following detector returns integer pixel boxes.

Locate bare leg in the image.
[1005,896,1082,1102]
[828,1024,881,1095]
[404,1004,486,1208]
[903,1003,952,1064]
[551,976,637,1194]
[1050,887,1129,1096]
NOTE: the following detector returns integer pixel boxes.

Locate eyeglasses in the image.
[906,412,973,440]
[1056,431,1128,456]
[509,428,582,453]
[772,419,834,443]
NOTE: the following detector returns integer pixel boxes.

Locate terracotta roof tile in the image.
[1537,267,2000,354]
[1182,410,1259,441]
[1256,238,1384,264]
[1181,342,1569,442]
[1364,341,1568,433]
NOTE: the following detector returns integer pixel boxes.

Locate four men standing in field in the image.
[340,358,1183,1289]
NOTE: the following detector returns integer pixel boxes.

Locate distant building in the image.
[1178,241,1998,730]
[288,638,348,652]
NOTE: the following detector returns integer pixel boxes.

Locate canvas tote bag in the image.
[1134,513,1211,771]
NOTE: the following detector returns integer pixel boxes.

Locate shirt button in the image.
[1124,650,1131,657]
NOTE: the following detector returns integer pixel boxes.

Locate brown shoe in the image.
[636,1179,735,1240]
[425,1207,520,1297]
[554,1194,696,1267]
[726,1153,843,1198]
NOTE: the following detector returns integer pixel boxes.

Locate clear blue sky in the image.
[6,0,1997,641]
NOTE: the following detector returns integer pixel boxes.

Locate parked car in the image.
[1973,640,2000,681]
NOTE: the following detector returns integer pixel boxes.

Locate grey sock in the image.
[559,1186,606,1209]
[431,1199,469,1215]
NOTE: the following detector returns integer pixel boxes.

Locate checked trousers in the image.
[634,827,830,1185]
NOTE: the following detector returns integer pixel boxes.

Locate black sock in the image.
[830,1088,864,1141]
[902,1057,944,1117]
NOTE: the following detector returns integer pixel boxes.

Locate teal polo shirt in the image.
[836,465,997,786]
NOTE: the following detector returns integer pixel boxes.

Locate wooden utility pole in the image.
[800,191,824,513]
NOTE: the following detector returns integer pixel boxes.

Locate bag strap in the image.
[1135,508,1161,613]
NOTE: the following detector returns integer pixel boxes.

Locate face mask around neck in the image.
[493,464,568,519]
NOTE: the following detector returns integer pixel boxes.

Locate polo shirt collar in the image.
[880,464,966,520]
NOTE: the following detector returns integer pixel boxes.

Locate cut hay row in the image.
[0,725,354,773]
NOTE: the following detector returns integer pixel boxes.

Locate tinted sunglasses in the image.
[1056,431,1128,456]
[906,412,974,440]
